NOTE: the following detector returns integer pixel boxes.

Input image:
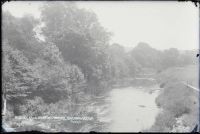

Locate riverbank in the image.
[149,65,199,132]
[4,65,198,132]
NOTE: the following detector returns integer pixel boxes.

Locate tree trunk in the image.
[2,93,7,117]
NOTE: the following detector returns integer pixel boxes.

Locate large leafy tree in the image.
[109,43,130,80]
[2,41,40,115]
[2,11,86,116]
[40,2,112,87]
[2,11,41,63]
[2,12,42,115]
[131,42,162,69]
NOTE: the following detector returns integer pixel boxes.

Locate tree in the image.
[2,41,40,115]
[130,42,161,71]
[40,2,112,95]
[161,48,180,69]
[109,43,130,80]
[2,11,42,63]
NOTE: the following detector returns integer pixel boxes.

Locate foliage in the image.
[150,110,176,132]
[109,43,130,80]
[130,42,162,70]
[2,11,41,63]
[152,66,198,132]
[2,41,40,101]
[20,97,46,117]
[156,65,198,87]
[40,2,112,85]
[130,42,197,72]
[156,82,195,117]
[2,10,87,116]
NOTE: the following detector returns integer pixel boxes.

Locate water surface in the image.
[107,87,160,132]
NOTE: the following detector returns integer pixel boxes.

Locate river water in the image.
[98,86,161,132]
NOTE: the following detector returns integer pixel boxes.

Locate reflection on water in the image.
[108,87,160,132]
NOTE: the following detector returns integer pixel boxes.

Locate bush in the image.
[153,68,198,132]
[150,111,176,132]
[156,82,195,117]
[20,97,46,117]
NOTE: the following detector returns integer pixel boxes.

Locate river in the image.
[10,83,162,132]
[97,86,161,132]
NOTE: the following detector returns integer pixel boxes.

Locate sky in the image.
[2,1,199,50]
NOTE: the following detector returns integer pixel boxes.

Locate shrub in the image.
[20,97,46,117]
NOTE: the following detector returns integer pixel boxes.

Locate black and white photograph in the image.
[2,1,199,132]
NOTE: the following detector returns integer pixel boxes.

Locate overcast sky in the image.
[3,1,199,50]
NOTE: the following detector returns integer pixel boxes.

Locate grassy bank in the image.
[150,65,199,132]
